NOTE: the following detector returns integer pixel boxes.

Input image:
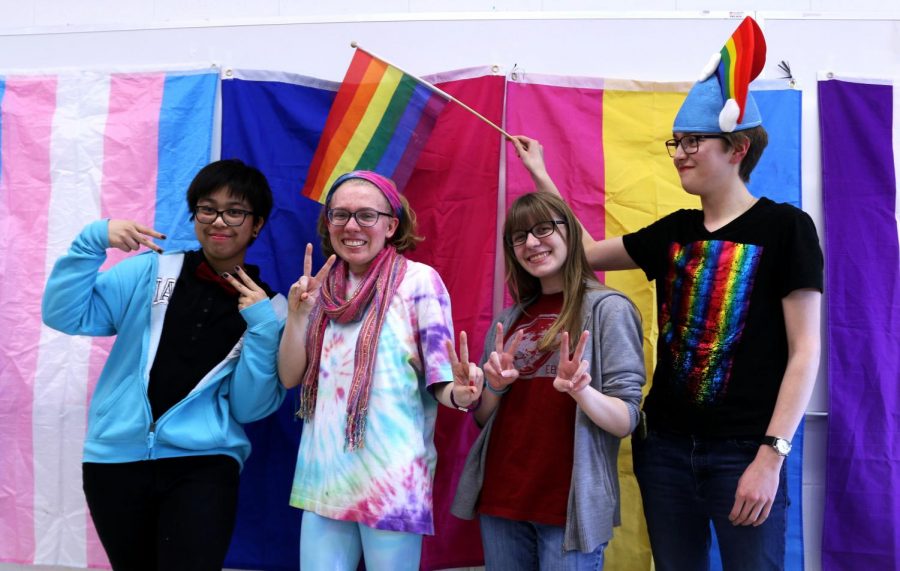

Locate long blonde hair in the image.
[503,193,602,352]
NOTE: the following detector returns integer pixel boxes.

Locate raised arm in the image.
[43,219,164,336]
[510,135,638,271]
[278,244,335,389]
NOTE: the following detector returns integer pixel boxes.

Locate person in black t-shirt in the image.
[507,17,822,571]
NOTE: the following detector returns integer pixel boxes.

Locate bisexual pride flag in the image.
[505,73,803,571]
[0,67,217,568]
[300,48,449,203]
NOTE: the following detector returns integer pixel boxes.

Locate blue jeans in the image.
[480,514,607,570]
[299,511,422,571]
[632,429,788,571]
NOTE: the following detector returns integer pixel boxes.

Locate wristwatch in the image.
[762,436,792,457]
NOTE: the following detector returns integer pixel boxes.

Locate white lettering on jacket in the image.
[153,277,176,305]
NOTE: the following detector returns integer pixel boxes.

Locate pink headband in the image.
[325,171,403,218]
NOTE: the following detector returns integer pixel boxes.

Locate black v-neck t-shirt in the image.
[622,198,823,437]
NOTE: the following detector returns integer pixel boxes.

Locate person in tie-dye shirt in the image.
[278,170,483,571]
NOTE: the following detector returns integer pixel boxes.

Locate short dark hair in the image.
[722,126,768,183]
[186,159,273,223]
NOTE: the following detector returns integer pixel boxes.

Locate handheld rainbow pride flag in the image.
[715,16,766,128]
[301,47,450,203]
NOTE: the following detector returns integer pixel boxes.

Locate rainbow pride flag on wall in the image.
[0,67,216,568]
[301,48,449,202]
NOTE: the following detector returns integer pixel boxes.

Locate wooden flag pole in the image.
[350,41,513,140]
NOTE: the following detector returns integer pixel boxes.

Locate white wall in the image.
[2,4,898,570]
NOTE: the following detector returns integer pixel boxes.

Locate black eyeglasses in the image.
[665,134,727,157]
[327,208,394,227]
[194,205,254,227]
[507,220,567,247]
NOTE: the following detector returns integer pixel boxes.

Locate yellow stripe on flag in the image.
[321,65,404,193]
[601,88,699,571]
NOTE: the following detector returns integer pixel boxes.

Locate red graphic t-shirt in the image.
[478,292,576,526]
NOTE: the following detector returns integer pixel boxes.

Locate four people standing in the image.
[41,18,820,571]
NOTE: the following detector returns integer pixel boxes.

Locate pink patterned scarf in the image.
[297,246,408,450]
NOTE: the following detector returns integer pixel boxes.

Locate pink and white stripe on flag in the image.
[0,68,217,568]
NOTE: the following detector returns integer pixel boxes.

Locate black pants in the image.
[83,455,240,571]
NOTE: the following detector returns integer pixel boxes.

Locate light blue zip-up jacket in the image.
[41,220,287,469]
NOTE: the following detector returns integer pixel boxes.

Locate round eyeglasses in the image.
[665,134,727,157]
[193,205,254,227]
[507,220,567,247]
[327,208,394,227]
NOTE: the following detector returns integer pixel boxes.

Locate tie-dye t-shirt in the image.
[289,260,454,534]
[623,197,823,437]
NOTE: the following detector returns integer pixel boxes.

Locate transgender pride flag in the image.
[819,76,900,570]
[0,68,216,567]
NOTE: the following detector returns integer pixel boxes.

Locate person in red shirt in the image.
[452,192,645,569]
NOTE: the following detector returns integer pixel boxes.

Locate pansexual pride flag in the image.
[0,67,216,567]
[505,73,803,571]
[300,48,449,203]
[819,76,900,570]
[716,16,766,124]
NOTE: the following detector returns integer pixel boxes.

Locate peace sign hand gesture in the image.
[445,331,484,409]
[553,331,592,394]
[219,266,265,311]
[288,244,336,317]
[484,323,524,393]
[107,219,165,253]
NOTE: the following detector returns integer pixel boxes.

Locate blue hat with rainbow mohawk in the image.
[673,16,767,133]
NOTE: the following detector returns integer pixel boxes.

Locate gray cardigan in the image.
[450,287,645,553]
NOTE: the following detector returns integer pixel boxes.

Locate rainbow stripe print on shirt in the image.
[659,239,763,406]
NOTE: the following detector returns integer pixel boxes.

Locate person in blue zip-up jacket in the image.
[41,159,287,571]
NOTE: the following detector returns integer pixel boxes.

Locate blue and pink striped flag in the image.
[819,76,900,570]
[0,68,216,567]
